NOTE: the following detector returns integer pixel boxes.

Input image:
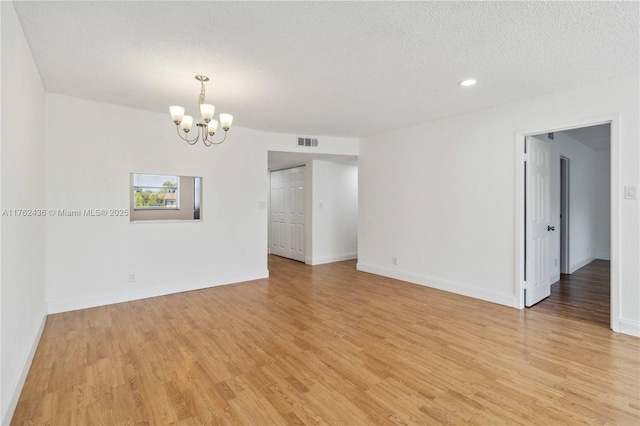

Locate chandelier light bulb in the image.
[180,115,194,132]
[169,106,185,124]
[200,104,215,123]
[219,114,233,131]
[208,119,219,135]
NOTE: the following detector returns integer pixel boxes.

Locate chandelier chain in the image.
[199,81,206,106]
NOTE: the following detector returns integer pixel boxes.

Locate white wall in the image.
[308,160,358,265]
[358,72,639,335]
[1,2,47,423]
[45,94,268,311]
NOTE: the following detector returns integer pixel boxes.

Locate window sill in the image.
[129,219,202,224]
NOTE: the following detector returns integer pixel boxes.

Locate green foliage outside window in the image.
[133,179,178,208]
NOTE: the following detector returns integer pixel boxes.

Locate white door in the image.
[270,167,305,262]
[525,136,552,306]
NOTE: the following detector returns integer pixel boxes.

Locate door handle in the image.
[548,226,555,231]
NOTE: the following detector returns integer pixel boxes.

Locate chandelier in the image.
[169,75,233,146]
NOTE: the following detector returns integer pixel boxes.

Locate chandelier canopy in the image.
[169,75,233,146]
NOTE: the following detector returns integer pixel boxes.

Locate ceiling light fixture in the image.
[169,75,233,146]
[459,79,477,87]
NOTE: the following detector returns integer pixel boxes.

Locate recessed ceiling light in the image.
[459,79,477,87]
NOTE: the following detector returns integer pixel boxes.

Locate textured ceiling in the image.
[13,1,639,138]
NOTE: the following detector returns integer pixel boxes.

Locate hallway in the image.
[529,260,610,327]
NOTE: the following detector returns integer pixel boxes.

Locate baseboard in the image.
[551,273,560,285]
[356,262,515,308]
[47,269,269,314]
[569,256,595,274]
[596,253,611,261]
[309,252,357,266]
[2,308,47,426]
[619,319,640,337]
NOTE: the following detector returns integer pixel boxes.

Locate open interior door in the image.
[525,136,552,306]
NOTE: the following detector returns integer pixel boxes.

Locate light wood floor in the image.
[12,256,640,425]
[530,260,610,327]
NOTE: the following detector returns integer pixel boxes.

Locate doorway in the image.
[515,116,619,331]
[270,166,306,262]
[267,151,359,266]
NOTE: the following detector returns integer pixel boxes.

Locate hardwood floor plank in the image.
[11,255,639,425]
[530,259,611,327]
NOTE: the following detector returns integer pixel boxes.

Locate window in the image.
[130,174,202,222]
[133,174,180,209]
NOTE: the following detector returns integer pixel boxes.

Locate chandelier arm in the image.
[176,125,200,145]
[206,131,228,145]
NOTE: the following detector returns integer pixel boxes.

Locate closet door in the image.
[270,167,305,262]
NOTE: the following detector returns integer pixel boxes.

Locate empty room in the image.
[2,1,639,425]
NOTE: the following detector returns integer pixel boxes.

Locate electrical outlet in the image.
[128,272,137,283]
[392,257,398,266]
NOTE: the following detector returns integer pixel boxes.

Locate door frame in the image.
[559,156,570,275]
[514,114,619,332]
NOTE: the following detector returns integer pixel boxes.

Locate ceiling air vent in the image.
[297,137,319,147]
